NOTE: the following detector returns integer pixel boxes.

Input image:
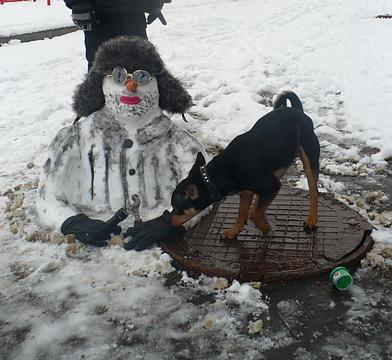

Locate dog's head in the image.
[170,152,213,225]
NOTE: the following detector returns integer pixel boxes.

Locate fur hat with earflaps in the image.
[73,36,192,117]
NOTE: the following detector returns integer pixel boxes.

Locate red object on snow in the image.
[1,0,30,3]
[1,0,51,4]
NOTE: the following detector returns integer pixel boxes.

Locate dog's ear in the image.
[195,152,206,166]
[188,152,206,177]
[184,183,199,200]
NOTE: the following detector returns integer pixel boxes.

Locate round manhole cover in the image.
[161,186,373,282]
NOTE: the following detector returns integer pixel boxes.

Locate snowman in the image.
[36,36,207,248]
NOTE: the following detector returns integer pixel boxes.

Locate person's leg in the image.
[107,11,148,39]
[84,18,113,71]
[84,11,148,71]
[84,31,100,71]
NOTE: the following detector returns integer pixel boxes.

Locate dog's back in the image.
[221,91,317,175]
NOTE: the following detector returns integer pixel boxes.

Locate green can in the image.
[329,266,353,291]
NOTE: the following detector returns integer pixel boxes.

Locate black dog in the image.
[170,91,320,239]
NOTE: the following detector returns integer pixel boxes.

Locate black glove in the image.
[123,210,185,251]
[71,3,96,31]
[61,210,126,247]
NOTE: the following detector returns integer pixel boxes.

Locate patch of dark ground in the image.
[261,270,392,360]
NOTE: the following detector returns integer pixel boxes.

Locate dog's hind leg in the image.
[248,194,260,221]
[249,182,281,233]
[298,146,318,230]
[222,191,254,240]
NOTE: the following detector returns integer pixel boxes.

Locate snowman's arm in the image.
[36,126,84,232]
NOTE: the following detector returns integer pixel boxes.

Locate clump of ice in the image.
[225,280,268,310]
[8,39,21,45]
[361,229,392,270]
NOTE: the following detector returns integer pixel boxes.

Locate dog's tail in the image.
[273,90,304,112]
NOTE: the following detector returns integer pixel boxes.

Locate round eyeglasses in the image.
[107,67,152,86]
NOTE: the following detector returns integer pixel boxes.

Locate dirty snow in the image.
[0,0,72,37]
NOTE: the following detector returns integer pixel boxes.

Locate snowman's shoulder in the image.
[169,123,204,149]
[53,112,108,142]
[49,123,79,149]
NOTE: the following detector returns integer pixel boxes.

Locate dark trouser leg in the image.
[84,11,147,71]
[84,30,107,72]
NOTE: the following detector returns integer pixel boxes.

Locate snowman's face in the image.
[102,67,160,120]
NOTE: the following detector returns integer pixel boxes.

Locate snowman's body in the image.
[37,71,206,231]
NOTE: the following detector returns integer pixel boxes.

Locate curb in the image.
[0,25,78,44]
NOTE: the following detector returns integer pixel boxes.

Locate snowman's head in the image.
[72,36,192,118]
[102,66,160,121]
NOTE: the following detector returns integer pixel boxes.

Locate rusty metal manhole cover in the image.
[161,186,373,282]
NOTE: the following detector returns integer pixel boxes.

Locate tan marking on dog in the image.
[249,189,280,233]
[170,208,199,226]
[249,206,270,233]
[222,191,254,240]
[248,194,259,221]
[185,184,199,200]
[298,146,318,230]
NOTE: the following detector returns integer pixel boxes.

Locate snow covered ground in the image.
[1,0,392,359]
[0,0,72,37]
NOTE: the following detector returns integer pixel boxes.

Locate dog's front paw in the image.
[251,218,271,234]
[257,223,271,234]
[303,219,317,232]
[248,207,256,222]
[222,228,240,240]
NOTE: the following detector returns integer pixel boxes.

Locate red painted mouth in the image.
[120,96,141,105]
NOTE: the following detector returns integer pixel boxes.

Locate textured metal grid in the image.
[161,186,373,282]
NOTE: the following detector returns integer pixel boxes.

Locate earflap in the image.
[157,69,193,114]
[72,71,105,117]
